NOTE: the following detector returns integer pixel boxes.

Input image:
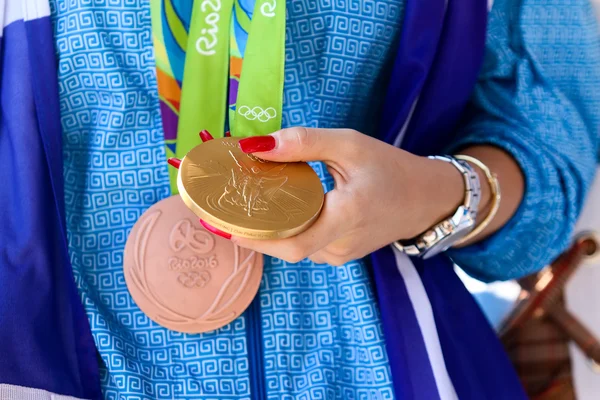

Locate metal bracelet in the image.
[393,155,481,259]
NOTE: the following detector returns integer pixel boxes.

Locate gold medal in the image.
[123,195,263,333]
[177,137,324,239]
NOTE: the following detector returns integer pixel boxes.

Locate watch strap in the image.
[393,155,481,259]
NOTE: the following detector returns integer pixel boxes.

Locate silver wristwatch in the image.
[393,155,481,259]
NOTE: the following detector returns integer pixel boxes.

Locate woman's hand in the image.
[219,127,467,265]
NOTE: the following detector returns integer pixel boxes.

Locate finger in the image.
[199,219,231,240]
[167,158,181,169]
[238,127,360,163]
[232,191,348,262]
[199,130,214,142]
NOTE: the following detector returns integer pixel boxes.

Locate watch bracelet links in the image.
[393,155,481,258]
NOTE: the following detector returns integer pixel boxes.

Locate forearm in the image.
[420,0,600,282]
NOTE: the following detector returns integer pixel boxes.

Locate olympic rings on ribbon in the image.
[237,106,277,122]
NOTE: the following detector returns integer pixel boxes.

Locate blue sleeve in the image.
[447,0,600,282]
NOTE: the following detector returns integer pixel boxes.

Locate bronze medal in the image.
[177,137,325,239]
[123,195,263,333]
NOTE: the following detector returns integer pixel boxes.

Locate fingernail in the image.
[167,158,181,169]
[199,130,214,142]
[200,219,231,240]
[225,131,231,137]
[239,136,276,153]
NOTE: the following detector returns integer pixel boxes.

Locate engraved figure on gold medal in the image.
[222,150,294,217]
[185,142,318,224]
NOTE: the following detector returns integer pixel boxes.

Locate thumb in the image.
[238,127,357,162]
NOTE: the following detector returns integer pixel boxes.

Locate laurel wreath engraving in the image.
[129,211,257,327]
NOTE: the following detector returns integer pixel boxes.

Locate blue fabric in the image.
[262,2,403,397]
[373,0,524,398]
[370,249,441,400]
[396,0,488,155]
[52,2,253,399]
[46,0,600,399]
[373,0,497,398]
[51,0,402,398]
[416,256,527,400]
[379,0,447,145]
[448,0,600,282]
[0,8,101,400]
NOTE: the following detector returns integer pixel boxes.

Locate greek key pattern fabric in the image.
[282,0,403,135]
[51,1,251,398]
[449,0,600,282]
[264,3,403,395]
[52,0,402,398]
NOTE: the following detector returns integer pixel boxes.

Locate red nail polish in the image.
[225,131,231,137]
[239,136,276,153]
[199,130,214,142]
[167,158,181,169]
[200,219,231,240]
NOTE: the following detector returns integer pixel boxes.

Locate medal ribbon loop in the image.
[175,0,286,182]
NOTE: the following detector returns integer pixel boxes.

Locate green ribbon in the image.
[172,0,286,191]
[177,0,233,158]
[233,0,286,137]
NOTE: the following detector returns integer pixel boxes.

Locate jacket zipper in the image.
[246,295,266,400]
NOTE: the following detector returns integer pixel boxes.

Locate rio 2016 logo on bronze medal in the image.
[123,195,263,333]
[177,137,325,239]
